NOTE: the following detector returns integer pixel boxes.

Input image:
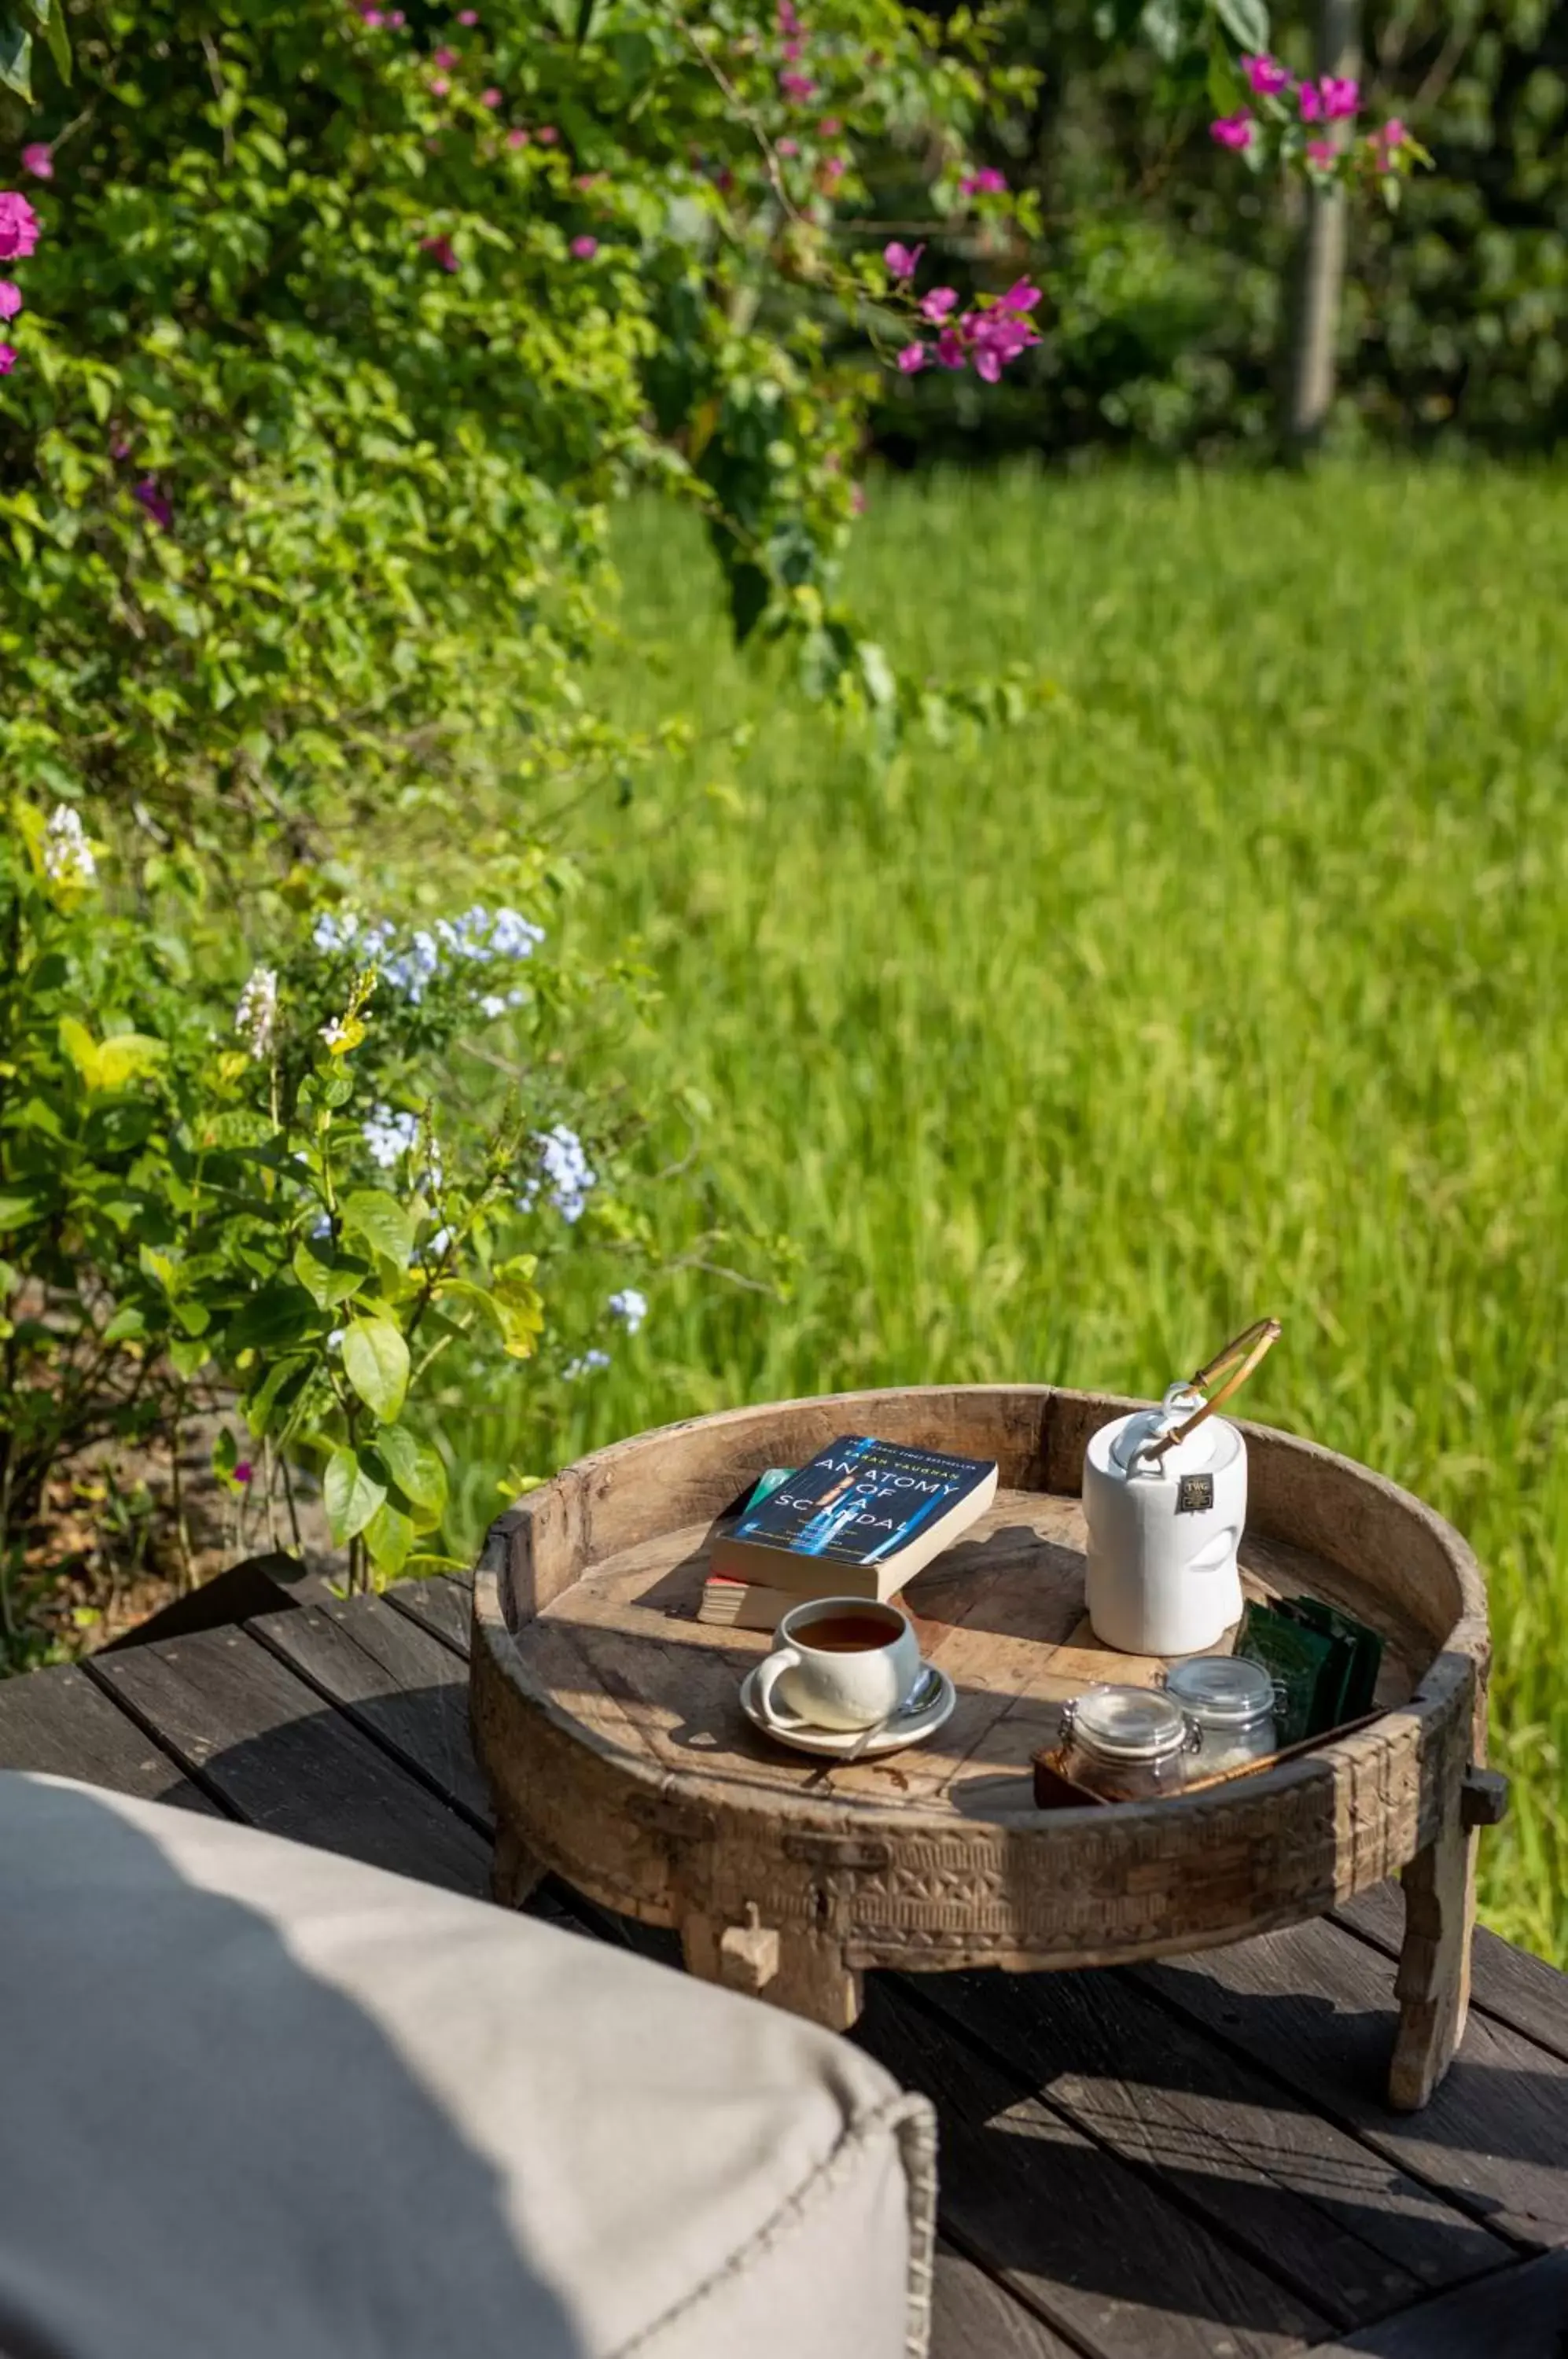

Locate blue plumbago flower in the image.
[564,1349,612,1380]
[425,1224,454,1257]
[311,909,358,953]
[309,1212,333,1242]
[491,907,546,959]
[479,994,507,1020]
[525,1124,596,1223]
[363,1105,421,1169]
[608,1287,647,1335]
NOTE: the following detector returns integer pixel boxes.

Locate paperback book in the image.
[708,1434,998,1603]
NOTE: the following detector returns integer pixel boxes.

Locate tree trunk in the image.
[1281,0,1362,455]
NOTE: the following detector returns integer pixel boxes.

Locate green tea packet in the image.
[1235,1603,1347,1746]
[1274,1595,1384,1718]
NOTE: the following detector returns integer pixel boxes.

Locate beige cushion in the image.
[0,1773,934,2359]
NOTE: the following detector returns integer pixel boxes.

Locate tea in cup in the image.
[755,1597,924,1732]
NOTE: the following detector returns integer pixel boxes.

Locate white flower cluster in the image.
[608,1287,647,1335]
[521,1124,596,1224]
[312,903,544,1015]
[234,965,279,1061]
[363,1105,421,1170]
[43,803,97,888]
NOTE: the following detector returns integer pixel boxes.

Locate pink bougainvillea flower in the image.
[360,6,384,22]
[433,44,457,65]
[570,234,598,259]
[1209,112,1255,149]
[776,135,799,156]
[420,233,459,270]
[387,9,405,21]
[777,0,801,29]
[852,484,867,514]
[935,326,967,370]
[820,155,845,186]
[134,477,173,530]
[1297,81,1323,121]
[430,72,451,94]
[506,127,530,148]
[781,34,805,59]
[480,86,502,105]
[997,278,1042,314]
[0,193,41,262]
[959,166,1007,197]
[1320,75,1360,118]
[969,307,1038,381]
[918,285,959,324]
[1305,138,1335,166]
[1241,53,1290,96]
[779,68,815,100]
[819,116,841,134]
[110,434,132,459]
[0,282,20,321]
[883,240,923,278]
[896,341,928,374]
[1374,116,1408,169]
[458,6,480,19]
[536,125,558,144]
[233,1461,254,1486]
[0,344,16,375]
[20,144,53,181]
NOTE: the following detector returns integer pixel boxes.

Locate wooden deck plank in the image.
[930,2239,1085,2359]
[382,1570,473,1657]
[856,1978,1332,2359]
[0,1661,219,1814]
[247,1595,495,1832]
[1312,2248,1568,2355]
[86,1625,491,1897]
[1335,1882,1568,2070]
[906,1966,1505,2321]
[1137,1919,1568,2253]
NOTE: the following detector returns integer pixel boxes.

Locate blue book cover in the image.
[711,1434,998,1599]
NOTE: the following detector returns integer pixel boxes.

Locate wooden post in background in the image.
[1282,0,1362,454]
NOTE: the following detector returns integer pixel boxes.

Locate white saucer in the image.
[739,1663,956,1758]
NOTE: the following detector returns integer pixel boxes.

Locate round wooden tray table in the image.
[470,1386,1500,2110]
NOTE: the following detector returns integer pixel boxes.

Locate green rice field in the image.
[462,465,1568,1963]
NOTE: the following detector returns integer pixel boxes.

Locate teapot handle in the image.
[1143,1317,1282,1464]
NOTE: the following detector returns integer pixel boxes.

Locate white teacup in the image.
[756,1598,924,1733]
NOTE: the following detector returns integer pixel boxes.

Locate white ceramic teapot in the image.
[1083,1319,1280,1658]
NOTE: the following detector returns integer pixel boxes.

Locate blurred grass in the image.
[460,463,1568,1963]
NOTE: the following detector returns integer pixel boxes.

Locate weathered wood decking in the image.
[2,1573,1566,2358]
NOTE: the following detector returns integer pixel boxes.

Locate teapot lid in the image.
[1111,1383,1228,1478]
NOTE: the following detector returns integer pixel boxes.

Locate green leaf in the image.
[245,1352,311,1437]
[0,1194,39,1231]
[341,1316,409,1420]
[212,1426,239,1480]
[363,1498,414,1578]
[226,1281,315,1356]
[169,1336,210,1380]
[17,0,65,76]
[101,1304,147,1344]
[1213,0,1268,54]
[372,1422,447,1514]
[292,1236,369,1309]
[0,20,32,98]
[340,1189,414,1268]
[323,1444,386,1544]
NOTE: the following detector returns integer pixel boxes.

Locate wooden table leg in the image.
[681,1910,863,2030]
[1388,1813,1475,2111]
[491,1824,546,1910]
